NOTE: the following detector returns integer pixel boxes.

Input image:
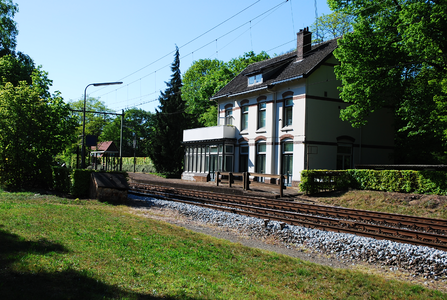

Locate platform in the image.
[128,173,301,199]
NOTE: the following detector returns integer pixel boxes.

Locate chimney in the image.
[297,27,312,61]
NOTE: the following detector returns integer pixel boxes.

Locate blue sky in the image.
[15,0,332,113]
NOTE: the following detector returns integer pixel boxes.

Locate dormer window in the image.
[248,73,263,86]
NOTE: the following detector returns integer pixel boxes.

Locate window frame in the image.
[257,102,266,129]
[248,73,263,86]
[241,105,249,131]
[283,98,293,127]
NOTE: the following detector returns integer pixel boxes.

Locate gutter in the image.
[270,75,304,86]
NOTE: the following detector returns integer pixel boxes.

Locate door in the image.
[209,154,218,181]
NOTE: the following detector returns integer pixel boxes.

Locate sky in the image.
[14,0,333,113]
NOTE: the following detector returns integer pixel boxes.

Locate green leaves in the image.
[331,0,447,162]
[0,56,76,190]
[182,51,270,127]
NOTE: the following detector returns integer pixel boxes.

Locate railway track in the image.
[129,183,447,252]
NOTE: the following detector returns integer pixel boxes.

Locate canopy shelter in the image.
[91,141,119,170]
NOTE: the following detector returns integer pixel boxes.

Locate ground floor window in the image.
[256,142,266,174]
[337,144,352,170]
[183,141,235,175]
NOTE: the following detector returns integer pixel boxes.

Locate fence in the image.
[216,171,286,197]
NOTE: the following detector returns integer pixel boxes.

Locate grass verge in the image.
[0,191,445,299]
[304,190,447,220]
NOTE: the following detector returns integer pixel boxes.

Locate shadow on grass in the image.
[0,227,192,299]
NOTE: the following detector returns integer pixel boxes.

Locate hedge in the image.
[300,169,447,195]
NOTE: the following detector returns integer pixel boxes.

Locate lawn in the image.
[0,190,445,299]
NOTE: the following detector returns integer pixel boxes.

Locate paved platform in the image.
[128,173,301,199]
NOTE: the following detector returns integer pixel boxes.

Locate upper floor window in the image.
[248,74,263,86]
[241,106,249,131]
[225,107,233,125]
[283,98,293,127]
[258,102,266,129]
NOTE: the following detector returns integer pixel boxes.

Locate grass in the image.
[306,190,447,220]
[0,190,446,299]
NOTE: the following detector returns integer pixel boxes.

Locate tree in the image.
[310,11,353,44]
[148,47,189,175]
[0,66,77,189]
[328,0,447,163]
[0,0,18,56]
[100,108,153,157]
[69,97,114,138]
[182,51,270,127]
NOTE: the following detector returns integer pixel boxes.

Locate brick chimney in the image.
[297,27,312,61]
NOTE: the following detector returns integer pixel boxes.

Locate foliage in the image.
[69,96,114,138]
[300,169,447,195]
[310,11,353,43]
[148,47,189,175]
[71,169,94,198]
[300,170,350,194]
[0,65,77,190]
[0,0,18,56]
[100,108,153,157]
[51,166,71,193]
[328,0,447,163]
[182,51,270,127]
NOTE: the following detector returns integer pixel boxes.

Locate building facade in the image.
[182,28,394,186]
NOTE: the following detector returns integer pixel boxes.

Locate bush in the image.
[71,169,95,198]
[52,166,71,193]
[301,169,447,195]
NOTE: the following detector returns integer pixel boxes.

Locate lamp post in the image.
[81,81,123,169]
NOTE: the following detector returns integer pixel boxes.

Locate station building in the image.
[182,28,394,186]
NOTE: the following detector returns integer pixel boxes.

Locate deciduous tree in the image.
[0,67,77,189]
[182,51,270,127]
[100,108,153,157]
[329,0,447,163]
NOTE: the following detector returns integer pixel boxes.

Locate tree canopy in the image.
[182,51,270,127]
[310,11,353,43]
[329,0,447,163]
[0,66,77,189]
[148,47,189,175]
[101,108,153,157]
[69,96,114,138]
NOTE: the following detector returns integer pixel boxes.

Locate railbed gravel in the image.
[129,194,447,281]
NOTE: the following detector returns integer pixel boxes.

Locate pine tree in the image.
[148,46,188,175]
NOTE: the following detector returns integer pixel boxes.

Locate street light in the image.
[81,81,123,169]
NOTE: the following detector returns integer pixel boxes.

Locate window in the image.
[283,98,293,127]
[258,102,266,129]
[225,107,233,125]
[241,106,249,131]
[337,144,352,170]
[256,142,266,174]
[248,74,262,85]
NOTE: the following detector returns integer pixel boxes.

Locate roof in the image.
[91,141,119,153]
[211,38,338,100]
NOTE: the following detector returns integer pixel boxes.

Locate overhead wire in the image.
[113,0,438,113]
[97,0,290,109]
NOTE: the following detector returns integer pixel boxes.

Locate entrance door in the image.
[282,154,293,186]
[209,154,218,181]
[282,140,293,186]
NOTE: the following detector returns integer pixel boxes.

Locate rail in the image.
[216,171,285,197]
